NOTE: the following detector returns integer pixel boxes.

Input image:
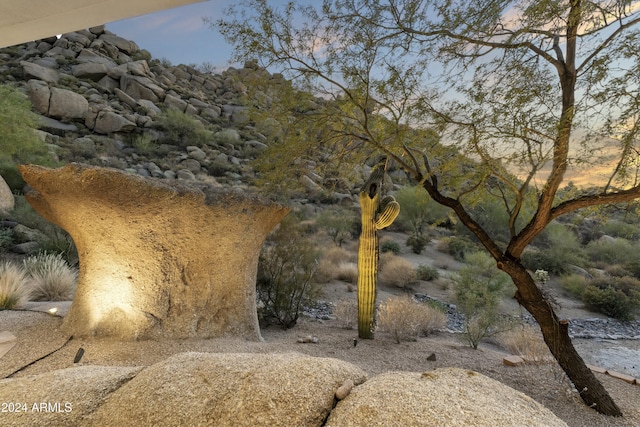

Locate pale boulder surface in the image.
[325,368,568,427]
[0,366,142,427]
[87,352,368,427]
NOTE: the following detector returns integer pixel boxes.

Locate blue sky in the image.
[106,0,238,68]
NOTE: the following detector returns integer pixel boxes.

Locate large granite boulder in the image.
[0,354,567,427]
[88,352,368,426]
[19,163,289,340]
[325,368,568,427]
[0,366,142,427]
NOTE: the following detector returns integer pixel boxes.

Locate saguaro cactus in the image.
[357,161,400,339]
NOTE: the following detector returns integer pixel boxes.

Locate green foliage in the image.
[454,251,512,349]
[395,186,450,236]
[440,235,478,261]
[130,133,156,156]
[582,276,640,320]
[0,85,50,165]
[0,261,31,309]
[560,274,589,298]
[316,208,357,246]
[153,108,211,147]
[257,215,321,329]
[406,234,428,254]
[416,264,440,281]
[585,237,638,267]
[601,220,640,240]
[380,239,401,254]
[522,222,587,275]
[10,196,78,266]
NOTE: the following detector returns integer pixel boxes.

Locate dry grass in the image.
[0,261,32,309]
[496,324,554,364]
[378,256,417,288]
[23,253,77,301]
[377,295,447,343]
[334,299,358,329]
[323,246,357,265]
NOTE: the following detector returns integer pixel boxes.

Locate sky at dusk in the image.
[106,0,239,69]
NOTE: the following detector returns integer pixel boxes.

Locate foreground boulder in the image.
[88,352,368,426]
[19,163,289,340]
[325,368,568,427]
[0,353,566,427]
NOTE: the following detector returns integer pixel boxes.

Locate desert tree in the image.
[214,0,640,416]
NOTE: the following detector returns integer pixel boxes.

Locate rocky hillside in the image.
[0,25,356,202]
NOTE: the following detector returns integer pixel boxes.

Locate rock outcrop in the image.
[19,163,289,340]
[0,175,14,215]
[0,354,567,427]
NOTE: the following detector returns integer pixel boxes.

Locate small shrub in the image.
[415,264,439,281]
[316,209,357,247]
[454,251,511,348]
[322,246,356,265]
[380,239,401,255]
[379,251,396,269]
[334,299,358,329]
[334,262,359,284]
[0,261,31,309]
[497,324,552,363]
[559,274,588,298]
[130,133,156,155]
[406,234,428,254]
[23,252,77,301]
[257,215,321,329]
[523,222,587,275]
[377,295,447,343]
[601,220,640,240]
[582,276,640,320]
[379,257,418,288]
[439,236,477,261]
[586,238,637,267]
[153,108,211,147]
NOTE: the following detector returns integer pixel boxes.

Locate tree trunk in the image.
[500,258,623,417]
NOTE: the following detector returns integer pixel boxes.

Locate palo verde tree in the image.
[215,0,640,416]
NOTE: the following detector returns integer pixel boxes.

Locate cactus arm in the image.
[375,197,400,229]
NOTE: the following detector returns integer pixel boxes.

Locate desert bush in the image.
[153,108,210,147]
[522,223,587,275]
[438,235,477,261]
[406,234,428,254]
[334,299,358,329]
[395,185,450,235]
[316,208,357,247]
[23,252,77,301]
[582,276,640,320]
[559,274,588,298]
[130,133,156,155]
[334,262,359,284]
[604,264,632,278]
[257,215,321,329]
[601,220,640,240]
[0,261,31,309]
[585,237,637,267]
[497,324,552,363]
[322,245,356,265]
[0,85,51,166]
[416,264,439,281]
[213,128,242,146]
[454,251,511,349]
[379,256,418,288]
[378,251,396,269]
[380,238,401,255]
[377,295,447,343]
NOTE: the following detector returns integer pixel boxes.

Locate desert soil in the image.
[1,233,639,426]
